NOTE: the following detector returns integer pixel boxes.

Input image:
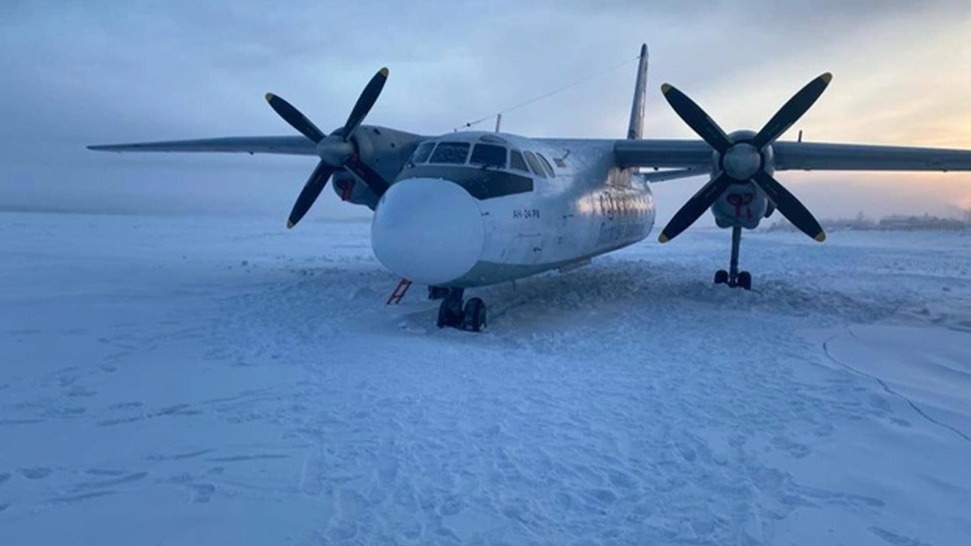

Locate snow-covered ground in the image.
[1,212,969,546]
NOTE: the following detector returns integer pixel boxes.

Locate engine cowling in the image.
[708,130,775,229]
[711,182,769,229]
[331,125,427,209]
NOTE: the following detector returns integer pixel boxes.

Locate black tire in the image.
[437,299,458,328]
[737,271,752,290]
[462,297,487,332]
[437,300,451,328]
[714,270,729,285]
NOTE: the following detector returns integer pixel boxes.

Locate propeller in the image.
[265,67,391,229]
[658,73,832,243]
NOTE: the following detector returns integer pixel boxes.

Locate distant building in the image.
[878,214,968,231]
[765,212,969,232]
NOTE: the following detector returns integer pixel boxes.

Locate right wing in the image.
[637,167,705,183]
[612,138,971,172]
[88,136,317,156]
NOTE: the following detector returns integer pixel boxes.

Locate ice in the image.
[1,212,969,545]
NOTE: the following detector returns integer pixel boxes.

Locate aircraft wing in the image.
[87,136,317,156]
[613,139,971,172]
[636,168,705,183]
[772,141,971,171]
[613,139,712,169]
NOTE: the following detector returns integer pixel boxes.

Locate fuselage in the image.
[370,131,656,288]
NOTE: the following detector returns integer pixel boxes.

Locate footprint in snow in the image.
[48,491,115,504]
[190,483,215,504]
[20,467,52,480]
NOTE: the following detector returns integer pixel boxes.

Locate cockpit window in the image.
[509,150,529,173]
[536,153,556,178]
[410,141,435,165]
[428,142,470,164]
[469,144,507,169]
[523,151,547,178]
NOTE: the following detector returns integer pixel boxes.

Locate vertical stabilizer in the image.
[627,44,649,139]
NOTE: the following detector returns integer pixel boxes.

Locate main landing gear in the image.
[715,226,752,290]
[436,288,487,332]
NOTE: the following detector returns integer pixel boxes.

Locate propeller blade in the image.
[344,157,390,197]
[752,73,832,149]
[658,173,734,243]
[750,171,825,241]
[660,83,733,153]
[265,93,326,144]
[341,67,389,139]
[287,161,336,229]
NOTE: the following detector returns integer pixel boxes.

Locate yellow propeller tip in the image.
[820,73,833,84]
[379,67,389,78]
[286,220,295,229]
[658,234,669,243]
[660,83,672,94]
[265,92,275,102]
[814,231,827,242]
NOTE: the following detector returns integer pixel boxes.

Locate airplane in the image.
[90,44,971,332]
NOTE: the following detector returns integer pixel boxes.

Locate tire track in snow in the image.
[821,330,971,443]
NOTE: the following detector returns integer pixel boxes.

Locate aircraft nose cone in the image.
[371,178,484,285]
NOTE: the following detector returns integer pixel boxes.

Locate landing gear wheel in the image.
[736,271,752,290]
[436,303,451,328]
[717,226,752,290]
[436,292,464,329]
[462,297,487,332]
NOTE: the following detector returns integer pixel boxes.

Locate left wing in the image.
[772,141,971,171]
[88,136,317,156]
[614,139,712,169]
[613,138,971,172]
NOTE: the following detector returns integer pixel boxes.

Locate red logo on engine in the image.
[726,193,754,219]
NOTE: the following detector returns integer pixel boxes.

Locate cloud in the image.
[0,0,969,219]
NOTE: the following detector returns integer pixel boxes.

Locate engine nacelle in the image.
[708,130,776,229]
[711,182,769,229]
[331,125,427,209]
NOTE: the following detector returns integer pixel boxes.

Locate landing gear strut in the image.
[427,286,449,300]
[436,288,487,332]
[714,226,752,290]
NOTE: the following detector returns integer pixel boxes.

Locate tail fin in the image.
[627,44,649,139]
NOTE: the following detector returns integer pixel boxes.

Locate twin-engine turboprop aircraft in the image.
[90,44,971,331]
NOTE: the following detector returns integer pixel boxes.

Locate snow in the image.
[1,212,969,545]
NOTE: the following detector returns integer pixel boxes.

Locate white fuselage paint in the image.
[370,132,655,288]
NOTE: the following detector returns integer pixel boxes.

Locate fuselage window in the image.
[410,141,435,165]
[536,153,556,178]
[509,150,529,173]
[523,151,547,178]
[429,142,471,164]
[469,143,507,169]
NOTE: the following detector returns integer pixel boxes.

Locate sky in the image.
[2,0,971,222]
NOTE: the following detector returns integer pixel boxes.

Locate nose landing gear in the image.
[436,288,487,332]
[715,226,752,290]
[427,286,450,300]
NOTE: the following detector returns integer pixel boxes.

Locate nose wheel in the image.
[715,226,752,290]
[436,289,487,332]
